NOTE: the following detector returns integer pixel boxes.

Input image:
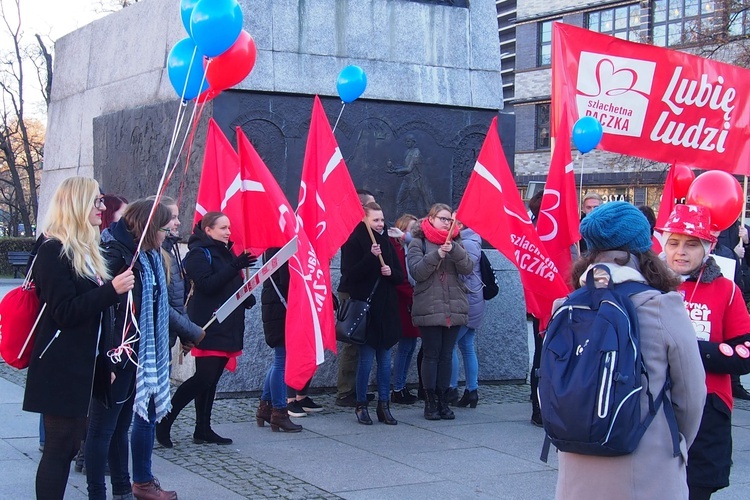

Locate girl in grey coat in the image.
[555,202,706,500]
[408,203,473,420]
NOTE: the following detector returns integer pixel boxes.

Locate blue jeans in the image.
[86,368,135,500]
[131,397,157,484]
[262,347,288,409]
[393,337,417,391]
[451,326,478,391]
[356,345,392,402]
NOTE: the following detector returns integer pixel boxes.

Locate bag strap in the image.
[365,277,381,304]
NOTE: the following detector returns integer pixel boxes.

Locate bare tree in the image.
[96,0,140,13]
[0,0,49,236]
[681,0,750,67]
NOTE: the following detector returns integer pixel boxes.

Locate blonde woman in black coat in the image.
[23,177,134,499]
[339,203,404,425]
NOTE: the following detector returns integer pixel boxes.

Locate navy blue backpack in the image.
[538,265,680,462]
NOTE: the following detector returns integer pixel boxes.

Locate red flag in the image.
[297,96,364,261]
[537,110,579,286]
[193,119,244,254]
[655,163,676,230]
[456,117,570,322]
[237,128,334,389]
[652,162,677,254]
[296,97,363,352]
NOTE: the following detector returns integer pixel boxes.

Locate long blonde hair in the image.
[41,176,111,280]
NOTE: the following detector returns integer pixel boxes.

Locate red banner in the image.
[456,118,570,323]
[552,23,750,174]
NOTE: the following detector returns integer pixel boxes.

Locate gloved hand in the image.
[232,252,251,269]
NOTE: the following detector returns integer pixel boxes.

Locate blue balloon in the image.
[190,0,243,58]
[179,0,200,34]
[336,65,367,103]
[167,38,209,100]
[572,116,604,154]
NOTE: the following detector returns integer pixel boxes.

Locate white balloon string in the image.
[332,102,345,134]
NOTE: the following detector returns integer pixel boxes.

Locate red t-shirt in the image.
[678,275,750,410]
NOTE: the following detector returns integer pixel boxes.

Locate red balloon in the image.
[686,171,744,231]
[195,87,218,104]
[672,164,695,200]
[205,30,256,92]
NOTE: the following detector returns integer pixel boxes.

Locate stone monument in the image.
[43,0,528,394]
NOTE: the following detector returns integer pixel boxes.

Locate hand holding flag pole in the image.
[363,217,386,267]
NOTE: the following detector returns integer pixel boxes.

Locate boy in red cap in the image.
[660,204,750,499]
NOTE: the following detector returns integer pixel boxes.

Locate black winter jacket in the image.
[261,248,289,349]
[23,238,120,417]
[183,225,255,352]
[163,235,203,347]
[339,222,404,349]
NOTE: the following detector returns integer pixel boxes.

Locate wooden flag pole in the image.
[445,219,457,244]
[364,217,386,267]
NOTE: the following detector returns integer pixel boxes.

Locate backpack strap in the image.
[540,434,552,463]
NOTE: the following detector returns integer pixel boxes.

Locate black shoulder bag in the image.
[335,278,381,345]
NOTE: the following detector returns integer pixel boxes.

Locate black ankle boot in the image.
[376,400,397,425]
[391,388,417,405]
[194,427,233,445]
[424,390,440,420]
[356,402,373,425]
[155,413,175,448]
[445,387,459,405]
[456,389,479,408]
[436,389,455,420]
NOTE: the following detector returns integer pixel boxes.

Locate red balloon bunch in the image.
[206,30,257,93]
[686,171,744,231]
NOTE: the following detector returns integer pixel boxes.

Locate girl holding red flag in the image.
[659,204,750,499]
[408,203,473,420]
[157,212,257,447]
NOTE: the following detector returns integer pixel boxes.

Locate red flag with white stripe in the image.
[537,109,579,286]
[456,117,570,323]
[296,96,362,352]
[237,128,333,389]
[193,119,244,254]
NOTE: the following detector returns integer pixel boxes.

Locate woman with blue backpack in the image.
[660,204,750,499]
[550,202,706,499]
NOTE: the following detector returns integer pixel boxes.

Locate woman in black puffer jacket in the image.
[156,212,256,447]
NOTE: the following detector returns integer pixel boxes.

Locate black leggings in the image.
[689,486,716,500]
[419,325,460,391]
[36,415,86,500]
[170,356,228,427]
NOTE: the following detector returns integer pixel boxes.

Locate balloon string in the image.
[577,153,584,216]
[332,102,345,134]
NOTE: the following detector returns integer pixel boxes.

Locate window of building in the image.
[537,20,555,66]
[586,3,644,41]
[651,0,719,47]
[535,104,551,149]
[729,3,750,37]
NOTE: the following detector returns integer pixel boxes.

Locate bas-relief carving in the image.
[94,93,499,232]
[93,102,210,238]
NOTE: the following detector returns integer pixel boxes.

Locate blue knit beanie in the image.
[579,201,652,253]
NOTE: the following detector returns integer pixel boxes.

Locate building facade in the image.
[500,0,747,209]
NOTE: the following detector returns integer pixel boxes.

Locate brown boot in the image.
[270,407,303,432]
[132,477,177,500]
[256,399,272,427]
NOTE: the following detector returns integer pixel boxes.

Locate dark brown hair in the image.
[528,191,544,219]
[122,199,172,251]
[571,249,681,293]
